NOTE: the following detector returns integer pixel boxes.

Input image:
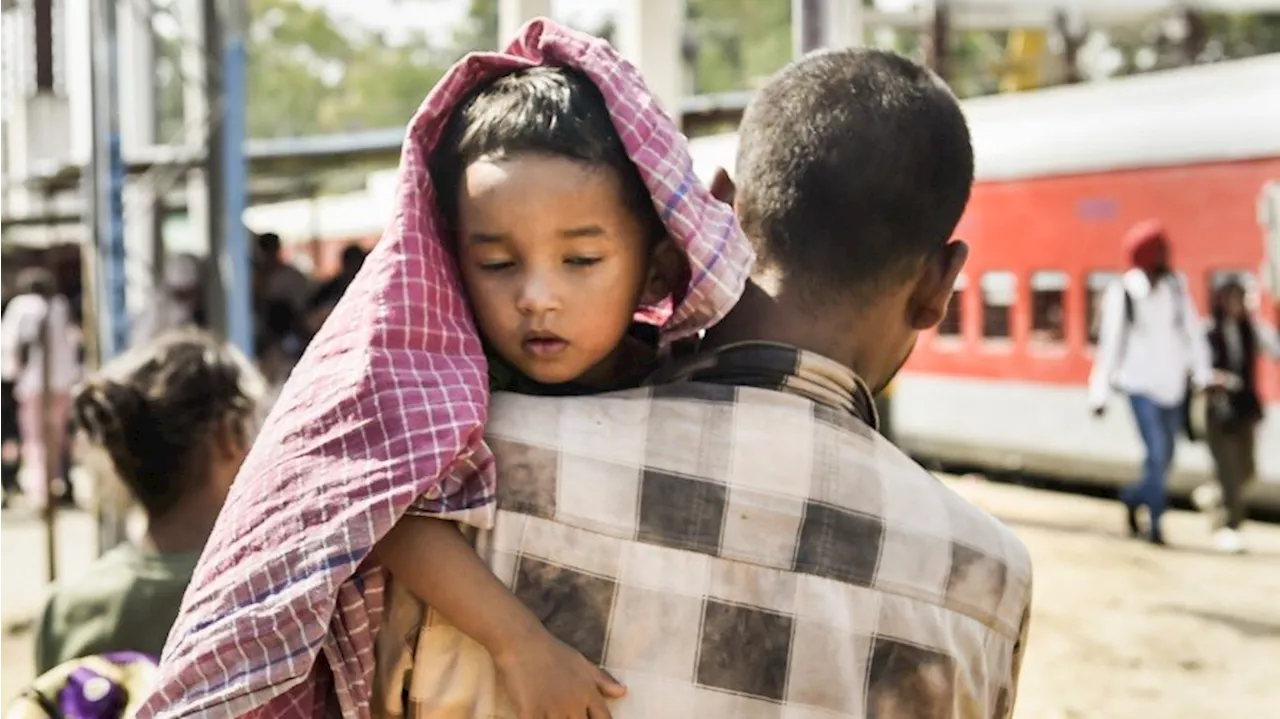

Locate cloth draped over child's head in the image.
[143,18,753,719]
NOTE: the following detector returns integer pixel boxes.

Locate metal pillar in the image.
[118,1,163,310]
[1052,10,1086,85]
[927,0,952,83]
[219,0,253,356]
[90,0,130,359]
[616,0,686,129]
[498,0,550,48]
[180,0,213,319]
[193,0,226,338]
[39,288,57,583]
[794,0,819,55]
[793,0,864,57]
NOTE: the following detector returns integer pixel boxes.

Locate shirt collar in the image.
[650,341,880,430]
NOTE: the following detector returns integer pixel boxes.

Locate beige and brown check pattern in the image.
[378,344,1033,718]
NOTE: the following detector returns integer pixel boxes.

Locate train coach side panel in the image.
[897,157,1280,500]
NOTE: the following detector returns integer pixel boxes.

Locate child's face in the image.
[455,152,661,386]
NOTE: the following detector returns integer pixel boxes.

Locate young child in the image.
[141,20,753,719]
[375,65,688,718]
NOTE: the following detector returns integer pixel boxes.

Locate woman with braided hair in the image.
[34,329,265,673]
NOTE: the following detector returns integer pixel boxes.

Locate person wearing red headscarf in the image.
[1088,220,1216,545]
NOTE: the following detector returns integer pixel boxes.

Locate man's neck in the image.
[703,279,885,384]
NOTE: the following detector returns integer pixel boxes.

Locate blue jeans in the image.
[1121,393,1182,527]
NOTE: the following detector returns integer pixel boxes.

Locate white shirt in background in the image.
[1088,269,1214,409]
[0,294,81,399]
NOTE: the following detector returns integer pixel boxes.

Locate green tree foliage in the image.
[686,0,792,93]
[452,0,499,53]
[246,0,450,137]
[155,0,1280,143]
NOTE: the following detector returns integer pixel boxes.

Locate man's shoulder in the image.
[486,383,1033,596]
[860,433,1032,617]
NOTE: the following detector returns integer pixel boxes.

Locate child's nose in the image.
[516,274,560,315]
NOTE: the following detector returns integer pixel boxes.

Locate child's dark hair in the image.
[430,66,664,242]
[735,48,974,301]
[72,329,265,517]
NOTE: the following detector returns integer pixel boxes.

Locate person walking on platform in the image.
[130,254,206,348]
[1192,279,1280,553]
[0,269,81,509]
[1089,221,1215,545]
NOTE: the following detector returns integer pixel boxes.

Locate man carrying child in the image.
[144,20,1031,719]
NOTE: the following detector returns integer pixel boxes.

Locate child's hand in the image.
[493,628,626,719]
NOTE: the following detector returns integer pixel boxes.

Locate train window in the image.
[1086,271,1121,344]
[981,271,1016,340]
[1030,271,1068,344]
[937,274,966,337]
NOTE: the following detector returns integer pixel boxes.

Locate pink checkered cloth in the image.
[138,18,753,719]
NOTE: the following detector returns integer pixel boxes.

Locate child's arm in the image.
[375,516,626,717]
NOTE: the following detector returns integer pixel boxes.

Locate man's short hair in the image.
[734,48,974,299]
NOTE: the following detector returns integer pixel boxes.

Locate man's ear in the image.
[909,239,968,330]
[709,167,736,208]
[642,238,688,305]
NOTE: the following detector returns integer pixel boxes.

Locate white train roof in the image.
[689,54,1280,184]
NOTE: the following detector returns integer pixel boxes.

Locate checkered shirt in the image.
[379,343,1034,718]
[138,18,753,719]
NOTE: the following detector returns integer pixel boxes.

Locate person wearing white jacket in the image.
[1088,220,1216,545]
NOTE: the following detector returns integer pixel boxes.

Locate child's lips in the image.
[522,332,568,357]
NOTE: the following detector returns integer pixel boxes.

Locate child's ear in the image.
[641,238,687,305]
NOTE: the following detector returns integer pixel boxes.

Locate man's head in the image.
[726,47,974,392]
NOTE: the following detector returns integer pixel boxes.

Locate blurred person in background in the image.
[2,293,19,506]
[35,330,265,672]
[0,268,81,509]
[130,254,206,348]
[253,233,311,390]
[1190,279,1280,553]
[305,243,366,335]
[1089,220,1215,546]
[253,233,310,346]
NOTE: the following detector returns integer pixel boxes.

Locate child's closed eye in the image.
[564,256,603,267]
[477,259,517,272]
